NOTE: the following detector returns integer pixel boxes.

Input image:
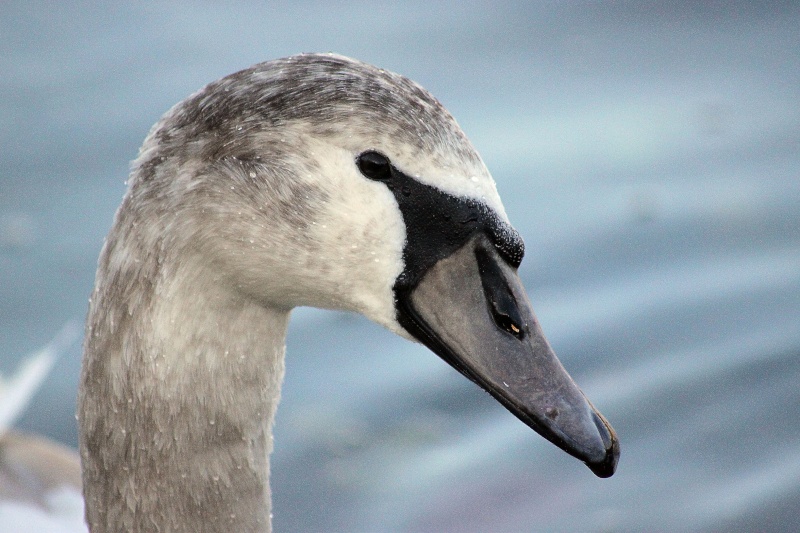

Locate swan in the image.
[77,53,619,532]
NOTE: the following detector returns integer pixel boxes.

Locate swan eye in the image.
[357,151,392,181]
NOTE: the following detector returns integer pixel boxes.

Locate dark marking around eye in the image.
[354,151,525,295]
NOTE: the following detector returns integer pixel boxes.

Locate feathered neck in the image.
[78,223,289,532]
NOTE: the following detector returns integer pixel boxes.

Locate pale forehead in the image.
[166,53,507,218]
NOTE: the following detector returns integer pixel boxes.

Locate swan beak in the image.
[396,236,619,477]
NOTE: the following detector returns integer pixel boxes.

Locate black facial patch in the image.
[355,151,524,296]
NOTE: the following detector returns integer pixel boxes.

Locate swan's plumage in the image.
[72,53,618,532]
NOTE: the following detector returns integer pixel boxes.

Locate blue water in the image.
[1,2,799,531]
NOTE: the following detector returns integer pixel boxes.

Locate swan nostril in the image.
[476,244,527,341]
[492,310,525,339]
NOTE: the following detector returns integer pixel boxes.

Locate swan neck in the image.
[79,255,289,533]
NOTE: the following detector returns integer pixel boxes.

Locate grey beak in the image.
[397,235,619,477]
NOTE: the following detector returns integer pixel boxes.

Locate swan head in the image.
[128,53,618,477]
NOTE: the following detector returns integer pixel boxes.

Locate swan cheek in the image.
[294,148,407,327]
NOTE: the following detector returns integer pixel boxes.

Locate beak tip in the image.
[585,410,620,478]
[586,441,619,478]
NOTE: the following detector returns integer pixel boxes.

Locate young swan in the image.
[78,53,618,533]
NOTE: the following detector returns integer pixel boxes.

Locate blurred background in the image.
[2,1,799,531]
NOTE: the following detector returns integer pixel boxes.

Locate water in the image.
[1,1,798,531]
